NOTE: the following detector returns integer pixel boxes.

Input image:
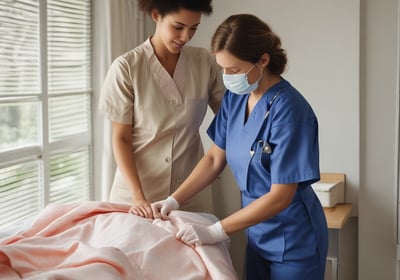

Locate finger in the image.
[132,207,145,217]
[144,207,153,219]
[176,224,191,240]
[161,213,170,220]
[130,209,141,216]
[150,203,158,213]
[135,205,151,219]
[151,208,161,219]
[160,208,171,220]
[176,228,184,240]
[180,234,196,246]
[151,203,163,218]
[179,225,199,245]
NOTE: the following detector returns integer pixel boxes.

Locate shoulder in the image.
[272,80,317,121]
[104,46,151,83]
[118,45,147,66]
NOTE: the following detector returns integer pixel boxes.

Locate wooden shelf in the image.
[323,203,352,229]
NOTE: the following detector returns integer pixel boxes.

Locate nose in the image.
[180,29,191,43]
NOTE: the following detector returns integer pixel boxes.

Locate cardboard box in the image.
[311,181,345,207]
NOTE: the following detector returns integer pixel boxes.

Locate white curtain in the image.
[91,0,149,201]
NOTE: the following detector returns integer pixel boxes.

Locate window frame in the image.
[0,0,93,227]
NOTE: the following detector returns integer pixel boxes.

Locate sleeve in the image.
[98,56,134,124]
[206,92,230,150]
[269,95,320,185]
[206,52,225,114]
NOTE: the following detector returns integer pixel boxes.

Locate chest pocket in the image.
[251,139,272,173]
[260,146,272,172]
[246,123,274,197]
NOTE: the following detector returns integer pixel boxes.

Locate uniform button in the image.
[165,157,171,163]
[175,178,182,184]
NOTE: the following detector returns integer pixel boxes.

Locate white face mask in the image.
[222,64,262,95]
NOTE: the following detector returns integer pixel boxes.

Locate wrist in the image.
[167,196,180,208]
[130,188,146,202]
[210,221,229,241]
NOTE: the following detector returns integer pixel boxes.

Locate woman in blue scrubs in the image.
[151,14,328,280]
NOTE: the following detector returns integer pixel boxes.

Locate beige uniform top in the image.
[99,38,224,213]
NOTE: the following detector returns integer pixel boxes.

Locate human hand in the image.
[129,199,153,218]
[151,196,179,220]
[176,221,229,246]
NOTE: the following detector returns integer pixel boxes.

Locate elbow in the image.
[204,154,226,177]
[204,146,227,177]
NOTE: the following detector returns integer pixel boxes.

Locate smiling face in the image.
[152,8,202,55]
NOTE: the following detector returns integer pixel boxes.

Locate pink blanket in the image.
[0,201,238,280]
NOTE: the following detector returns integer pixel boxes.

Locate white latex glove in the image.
[176,221,229,246]
[151,196,179,220]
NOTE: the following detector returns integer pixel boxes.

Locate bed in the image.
[0,201,238,280]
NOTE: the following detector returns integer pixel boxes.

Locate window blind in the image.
[0,0,40,97]
[0,0,92,230]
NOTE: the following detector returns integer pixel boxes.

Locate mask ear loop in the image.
[245,63,263,86]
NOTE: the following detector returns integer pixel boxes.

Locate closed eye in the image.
[223,68,240,75]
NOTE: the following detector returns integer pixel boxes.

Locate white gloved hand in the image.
[151,196,179,220]
[176,221,229,246]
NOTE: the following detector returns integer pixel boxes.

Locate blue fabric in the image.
[245,242,326,280]
[207,79,328,276]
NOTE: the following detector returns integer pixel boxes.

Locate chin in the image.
[170,43,183,53]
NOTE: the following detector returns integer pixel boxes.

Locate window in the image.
[0,0,92,229]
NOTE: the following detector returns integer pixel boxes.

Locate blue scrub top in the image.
[207,79,328,262]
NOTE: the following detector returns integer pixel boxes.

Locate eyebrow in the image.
[174,21,200,27]
[224,66,240,71]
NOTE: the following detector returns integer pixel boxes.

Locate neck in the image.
[150,36,179,76]
[252,73,282,97]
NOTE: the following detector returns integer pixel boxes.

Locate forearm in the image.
[173,145,226,206]
[113,137,145,201]
[221,183,297,234]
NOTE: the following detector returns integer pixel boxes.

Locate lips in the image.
[173,41,185,48]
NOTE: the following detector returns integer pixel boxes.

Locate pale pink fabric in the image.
[0,201,238,280]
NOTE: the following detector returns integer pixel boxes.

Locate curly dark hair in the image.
[137,0,213,16]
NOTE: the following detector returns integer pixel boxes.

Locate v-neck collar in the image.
[143,38,184,104]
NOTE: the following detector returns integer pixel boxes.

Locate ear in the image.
[151,9,160,22]
[258,53,270,69]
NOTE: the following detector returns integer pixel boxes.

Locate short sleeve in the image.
[207,54,225,113]
[98,56,134,124]
[269,96,320,185]
[206,91,230,150]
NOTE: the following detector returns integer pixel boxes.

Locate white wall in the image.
[359,0,399,279]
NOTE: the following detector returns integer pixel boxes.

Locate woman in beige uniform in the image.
[99,0,224,218]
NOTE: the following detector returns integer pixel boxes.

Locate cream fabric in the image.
[99,39,224,212]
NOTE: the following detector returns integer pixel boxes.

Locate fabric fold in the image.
[0,201,238,280]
